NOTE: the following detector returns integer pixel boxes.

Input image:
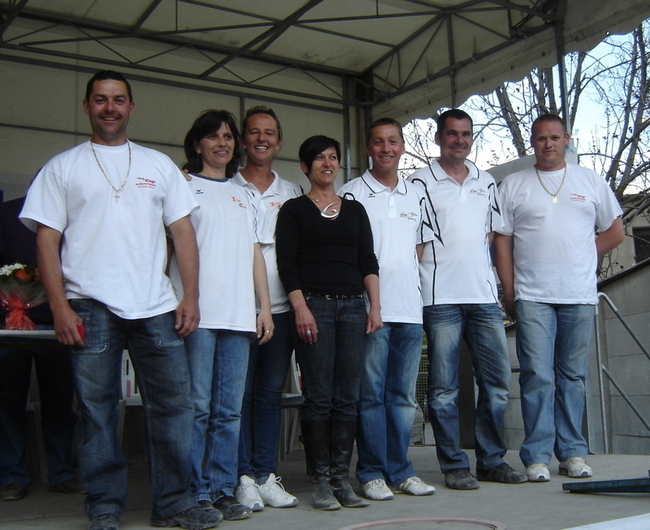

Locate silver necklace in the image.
[535,165,566,203]
[90,141,132,202]
[307,194,341,219]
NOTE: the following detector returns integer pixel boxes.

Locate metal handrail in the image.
[595,292,650,454]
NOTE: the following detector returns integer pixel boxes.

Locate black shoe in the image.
[1,483,27,501]
[213,495,252,521]
[89,514,119,530]
[49,478,86,494]
[444,468,479,490]
[151,505,222,529]
[476,463,527,484]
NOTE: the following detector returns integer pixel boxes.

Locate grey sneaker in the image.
[476,463,527,484]
[559,457,592,478]
[89,514,119,530]
[151,505,221,529]
[444,468,479,490]
[1,483,27,501]
[213,495,252,521]
[526,463,550,482]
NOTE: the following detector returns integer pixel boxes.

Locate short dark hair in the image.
[85,70,133,102]
[182,110,242,178]
[242,106,283,142]
[437,109,473,134]
[366,117,404,145]
[532,113,567,135]
[298,135,341,176]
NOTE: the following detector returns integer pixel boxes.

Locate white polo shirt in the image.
[232,171,303,313]
[409,160,503,306]
[339,171,430,324]
[498,163,622,304]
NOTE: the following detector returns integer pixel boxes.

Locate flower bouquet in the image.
[0,263,47,330]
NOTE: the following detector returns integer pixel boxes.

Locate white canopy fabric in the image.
[1,0,649,121]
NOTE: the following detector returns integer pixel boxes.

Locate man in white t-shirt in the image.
[409,109,527,490]
[339,118,435,501]
[20,71,220,530]
[494,113,624,482]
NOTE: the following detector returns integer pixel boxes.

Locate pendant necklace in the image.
[90,141,132,202]
[307,194,341,219]
[535,165,566,203]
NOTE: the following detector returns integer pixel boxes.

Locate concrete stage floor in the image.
[2,448,650,530]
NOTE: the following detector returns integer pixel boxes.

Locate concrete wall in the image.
[502,261,650,455]
[0,62,361,201]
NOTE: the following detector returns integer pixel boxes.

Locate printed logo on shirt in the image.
[231,196,247,209]
[570,193,586,202]
[269,201,283,209]
[135,177,156,189]
[195,189,204,195]
[470,188,486,197]
[400,212,418,221]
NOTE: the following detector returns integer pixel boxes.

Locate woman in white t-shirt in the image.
[170,110,273,522]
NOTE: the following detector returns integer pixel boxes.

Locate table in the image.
[0,329,65,349]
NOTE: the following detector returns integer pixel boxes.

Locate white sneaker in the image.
[526,463,550,482]
[559,457,592,478]
[361,478,394,501]
[257,473,298,508]
[396,476,436,496]
[235,475,264,512]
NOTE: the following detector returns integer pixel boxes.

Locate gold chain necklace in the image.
[90,141,132,202]
[535,165,567,203]
[307,194,341,219]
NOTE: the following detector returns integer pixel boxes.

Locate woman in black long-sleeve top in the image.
[276,135,381,511]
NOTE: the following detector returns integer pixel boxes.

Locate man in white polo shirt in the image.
[494,113,624,482]
[409,109,526,490]
[339,118,435,501]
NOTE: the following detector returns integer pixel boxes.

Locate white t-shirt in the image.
[497,163,622,304]
[339,171,430,324]
[232,171,302,314]
[20,141,198,319]
[169,174,259,331]
[409,160,504,306]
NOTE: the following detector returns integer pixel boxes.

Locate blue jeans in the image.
[238,312,294,482]
[356,323,423,485]
[185,328,252,501]
[515,300,594,466]
[68,299,194,521]
[0,334,77,488]
[423,304,511,472]
[294,296,367,422]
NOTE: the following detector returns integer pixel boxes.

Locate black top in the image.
[0,197,53,325]
[276,194,379,296]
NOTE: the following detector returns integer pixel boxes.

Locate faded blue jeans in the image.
[515,300,594,467]
[423,303,511,472]
[238,311,294,482]
[355,323,423,485]
[68,299,194,521]
[184,328,252,501]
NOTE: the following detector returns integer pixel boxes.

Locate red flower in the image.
[15,269,31,281]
